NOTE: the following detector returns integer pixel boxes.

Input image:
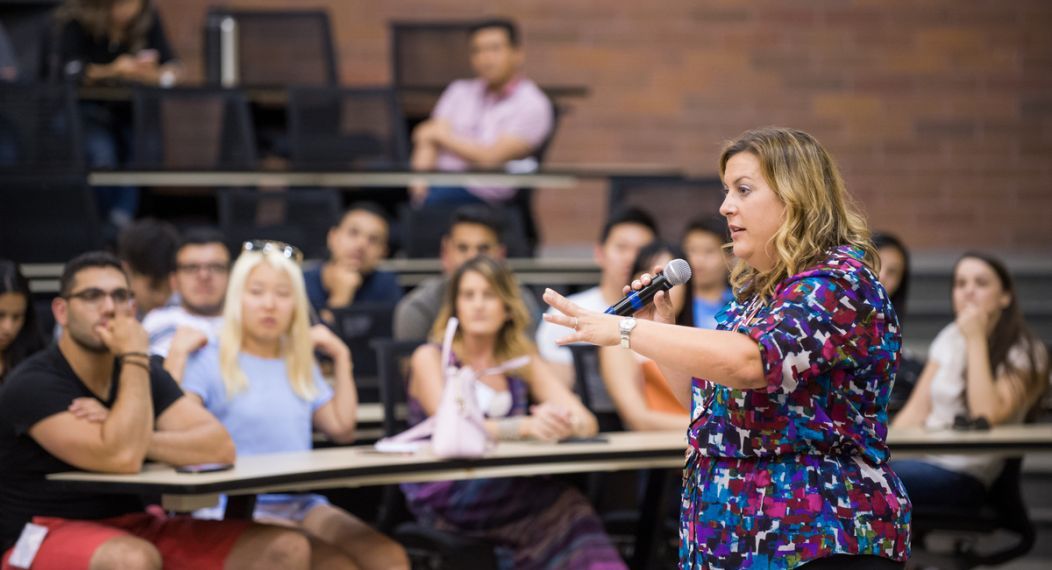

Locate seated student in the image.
[117,218,181,319]
[535,208,657,387]
[598,241,693,431]
[55,0,182,228]
[681,216,734,329]
[409,18,554,206]
[394,204,540,340]
[892,252,1049,508]
[142,228,230,381]
[0,260,47,383]
[0,251,337,569]
[872,231,923,406]
[181,240,408,570]
[304,203,402,322]
[405,256,625,569]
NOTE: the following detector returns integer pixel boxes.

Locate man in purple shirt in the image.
[410,19,554,206]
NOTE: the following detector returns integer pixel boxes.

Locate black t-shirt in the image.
[57,13,176,78]
[0,345,183,549]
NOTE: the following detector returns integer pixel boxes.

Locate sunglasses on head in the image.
[241,240,303,264]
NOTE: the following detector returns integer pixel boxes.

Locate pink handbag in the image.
[374,318,529,458]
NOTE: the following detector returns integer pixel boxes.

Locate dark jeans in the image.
[890,459,987,508]
[798,554,904,568]
[81,102,138,223]
[423,185,485,206]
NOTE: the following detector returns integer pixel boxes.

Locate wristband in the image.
[120,359,151,374]
[117,351,151,361]
[497,417,524,441]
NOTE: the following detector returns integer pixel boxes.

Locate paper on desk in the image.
[374,440,427,454]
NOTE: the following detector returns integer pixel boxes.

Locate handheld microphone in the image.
[604,258,692,316]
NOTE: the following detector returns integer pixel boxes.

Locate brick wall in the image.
[157,0,1052,253]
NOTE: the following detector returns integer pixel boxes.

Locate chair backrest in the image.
[217,188,341,259]
[397,204,531,259]
[204,9,337,87]
[328,301,398,391]
[288,87,408,170]
[131,87,257,170]
[372,338,427,437]
[0,83,83,175]
[390,22,475,90]
[568,344,624,432]
[0,174,102,263]
[608,176,724,240]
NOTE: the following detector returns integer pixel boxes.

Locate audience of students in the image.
[680,216,734,329]
[394,204,541,341]
[409,19,554,206]
[403,255,624,568]
[142,228,230,381]
[116,218,180,319]
[892,252,1049,508]
[181,240,409,569]
[535,207,657,387]
[303,203,402,323]
[0,252,331,569]
[0,261,47,383]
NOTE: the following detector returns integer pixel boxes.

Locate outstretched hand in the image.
[541,289,620,347]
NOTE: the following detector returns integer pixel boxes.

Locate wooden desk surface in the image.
[46,425,1052,512]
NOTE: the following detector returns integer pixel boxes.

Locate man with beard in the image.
[0,251,320,568]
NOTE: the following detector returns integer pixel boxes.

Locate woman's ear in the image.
[1000,291,1012,310]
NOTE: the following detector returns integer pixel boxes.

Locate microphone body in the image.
[604,274,675,316]
[603,258,693,317]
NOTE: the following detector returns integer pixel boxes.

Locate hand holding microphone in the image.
[542,259,692,347]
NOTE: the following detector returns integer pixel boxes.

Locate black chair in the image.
[390,22,474,95]
[568,344,623,432]
[131,87,257,170]
[398,204,531,259]
[608,175,724,239]
[287,87,408,171]
[217,188,340,260]
[327,302,398,401]
[370,338,501,570]
[910,456,1036,568]
[0,83,84,175]
[203,9,337,88]
[0,174,103,263]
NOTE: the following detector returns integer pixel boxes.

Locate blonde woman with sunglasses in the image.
[182,241,408,570]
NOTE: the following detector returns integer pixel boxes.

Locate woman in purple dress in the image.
[403,255,626,569]
[544,127,911,569]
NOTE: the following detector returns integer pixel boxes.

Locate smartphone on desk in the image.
[175,462,234,474]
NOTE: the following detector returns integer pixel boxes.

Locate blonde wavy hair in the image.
[720,127,879,301]
[431,256,534,378]
[218,250,316,400]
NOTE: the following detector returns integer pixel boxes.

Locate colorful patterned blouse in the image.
[680,245,912,569]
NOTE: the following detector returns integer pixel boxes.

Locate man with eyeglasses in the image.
[393,204,540,340]
[142,229,230,382]
[0,252,316,568]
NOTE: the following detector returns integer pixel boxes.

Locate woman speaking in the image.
[543,127,911,569]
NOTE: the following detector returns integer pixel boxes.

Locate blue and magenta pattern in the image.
[680,245,912,569]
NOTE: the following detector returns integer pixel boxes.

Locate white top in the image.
[534,287,608,365]
[923,322,1044,486]
[142,306,224,358]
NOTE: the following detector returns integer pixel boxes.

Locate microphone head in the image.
[664,258,692,286]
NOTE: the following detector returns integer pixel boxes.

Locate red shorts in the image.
[2,506,250,570]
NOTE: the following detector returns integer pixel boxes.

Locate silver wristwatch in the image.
[619,317,637,349]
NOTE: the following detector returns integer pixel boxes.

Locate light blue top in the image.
[182,343,333,456]
[692,288,735,330]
